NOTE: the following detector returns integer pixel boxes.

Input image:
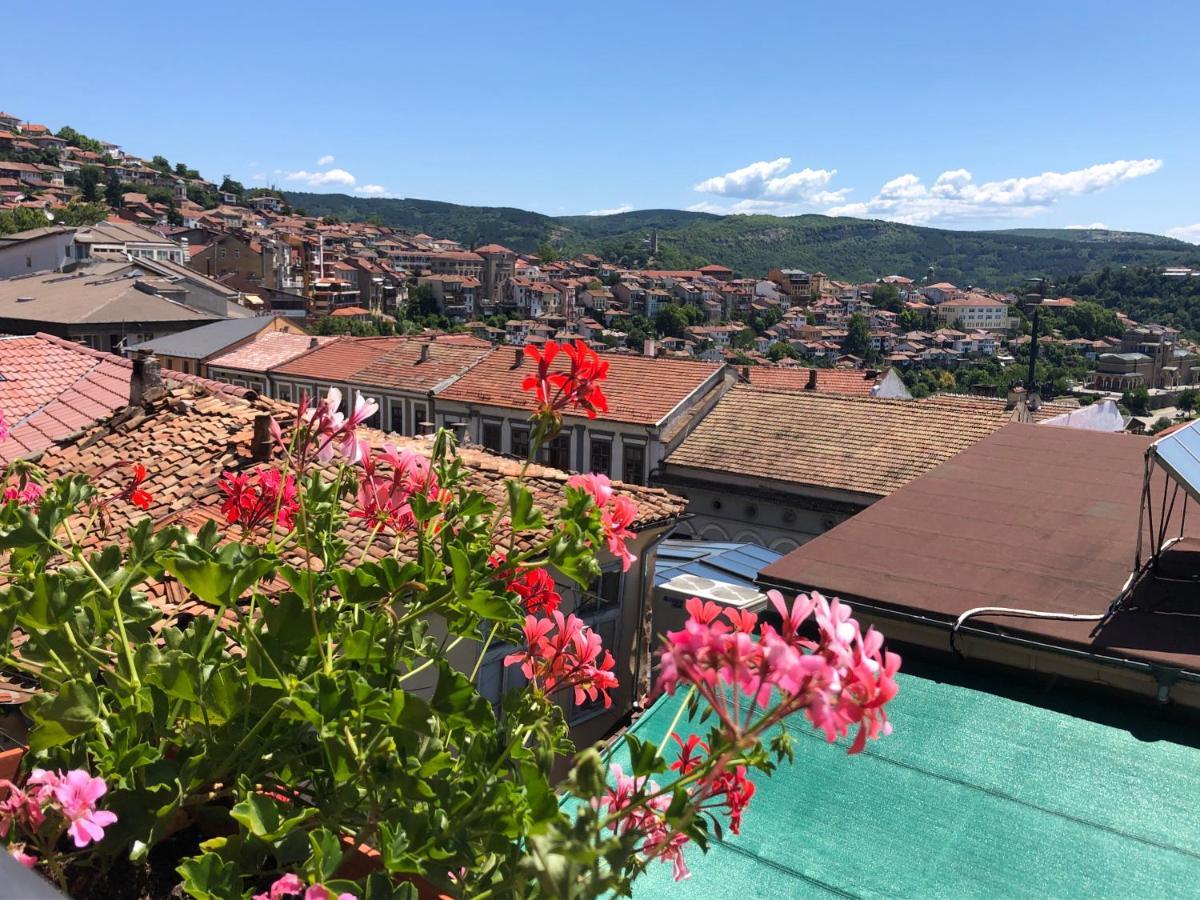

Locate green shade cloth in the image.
[593,659,1200,898]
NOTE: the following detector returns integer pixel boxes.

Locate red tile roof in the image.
[0,333,252,463]
[0,334,132,462]
[271,336,408,381]
[437,348,723,426]
[746,367,880,397]
[664,385,1062,500]
[352,340,493,394]
[207,332,338,374]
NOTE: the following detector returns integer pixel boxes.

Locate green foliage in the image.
[1041,300,1122,340]
[219,175,245,198]
[150,155,172,173]
[1121,386,1151,415]
[1178,388,1198,412]
[766,342,799,361]
[0,206,49,236]
[1149,416,1175,435]
[54,126,104,154]
[870,282,902,311]
[903,340,1090,400]
[842,312,871,357]
[277,193,1200,285]
[536,241,560,262]
[0,409,857,897]
[311,315,396,337]
[1059,266,1200,340]
[187,184,217,209]
[78,165,102,202]
[52,201,108,227]
[654,302,704,338]
[105,172,122,207]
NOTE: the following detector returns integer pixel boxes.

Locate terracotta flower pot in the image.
[0,745,24,782]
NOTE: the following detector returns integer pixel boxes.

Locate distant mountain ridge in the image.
[282,192,1199,288]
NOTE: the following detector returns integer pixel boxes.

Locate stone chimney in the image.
[450,421,468,443]
[741,366,751,381]
[129,350,164,406]
[419,342,430,363]
[806,368,819,390]
[514,347,523,366]
[309,337,319,349]
[1006,385,1026,410]
[643,338,656,358]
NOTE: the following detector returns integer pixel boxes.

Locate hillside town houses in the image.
[4,102,1200,537]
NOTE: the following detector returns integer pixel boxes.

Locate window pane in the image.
[482,422,502,452]
[590,438,611,476]
[622,444,646,485]
[544,433,570,470]
[511,428,530,459]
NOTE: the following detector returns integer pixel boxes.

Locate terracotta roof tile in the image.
[271,336,408,381]
[207,332,338,374]
[664,385,1067,499]
[438,348,722,426]
[0,334,132,463]
[353,341,492,394]
[30,389,685,627]
[746,367,880,397]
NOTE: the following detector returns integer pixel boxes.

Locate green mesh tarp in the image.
[596,659,1200,898]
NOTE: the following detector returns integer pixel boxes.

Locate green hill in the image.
[282,192,1200,288]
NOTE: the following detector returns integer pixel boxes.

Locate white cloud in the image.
[694,157,842,203]
[687,198,792,215]
[317,154,335,166]
[285,168,356,187]
[1168,224,1200,244]
[250,173,266,183]
[1066,222,1109,230]
[584,203,633,216]
[353,184,391,197]
[828,159,1162,225]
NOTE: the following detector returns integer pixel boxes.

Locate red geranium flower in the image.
[521,339,609,420]
[121,463,153,510]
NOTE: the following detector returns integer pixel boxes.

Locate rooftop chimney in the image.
[806,368,819,390]
[251,414,274,460]
[514,347,523,366]
[309,337,319,349]
[129,350,164,406]
[419,342,430,363]
[450,421,468,443]
[1006,385,1026,410]
[643,338,656,358]
[741,365,750,381]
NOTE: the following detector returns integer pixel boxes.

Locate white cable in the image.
[949,606,1106,656]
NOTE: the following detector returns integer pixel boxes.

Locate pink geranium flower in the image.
[253,874,355,900]
[52,770,118,848]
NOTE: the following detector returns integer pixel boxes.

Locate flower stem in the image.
[469,622,501,682]
[656,686,696,760]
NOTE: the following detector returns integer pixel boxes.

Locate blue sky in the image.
[6,0,1198,239]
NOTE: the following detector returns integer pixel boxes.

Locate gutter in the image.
[756,576,1200,693]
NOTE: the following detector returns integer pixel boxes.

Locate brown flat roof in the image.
[759,423,1200,675]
